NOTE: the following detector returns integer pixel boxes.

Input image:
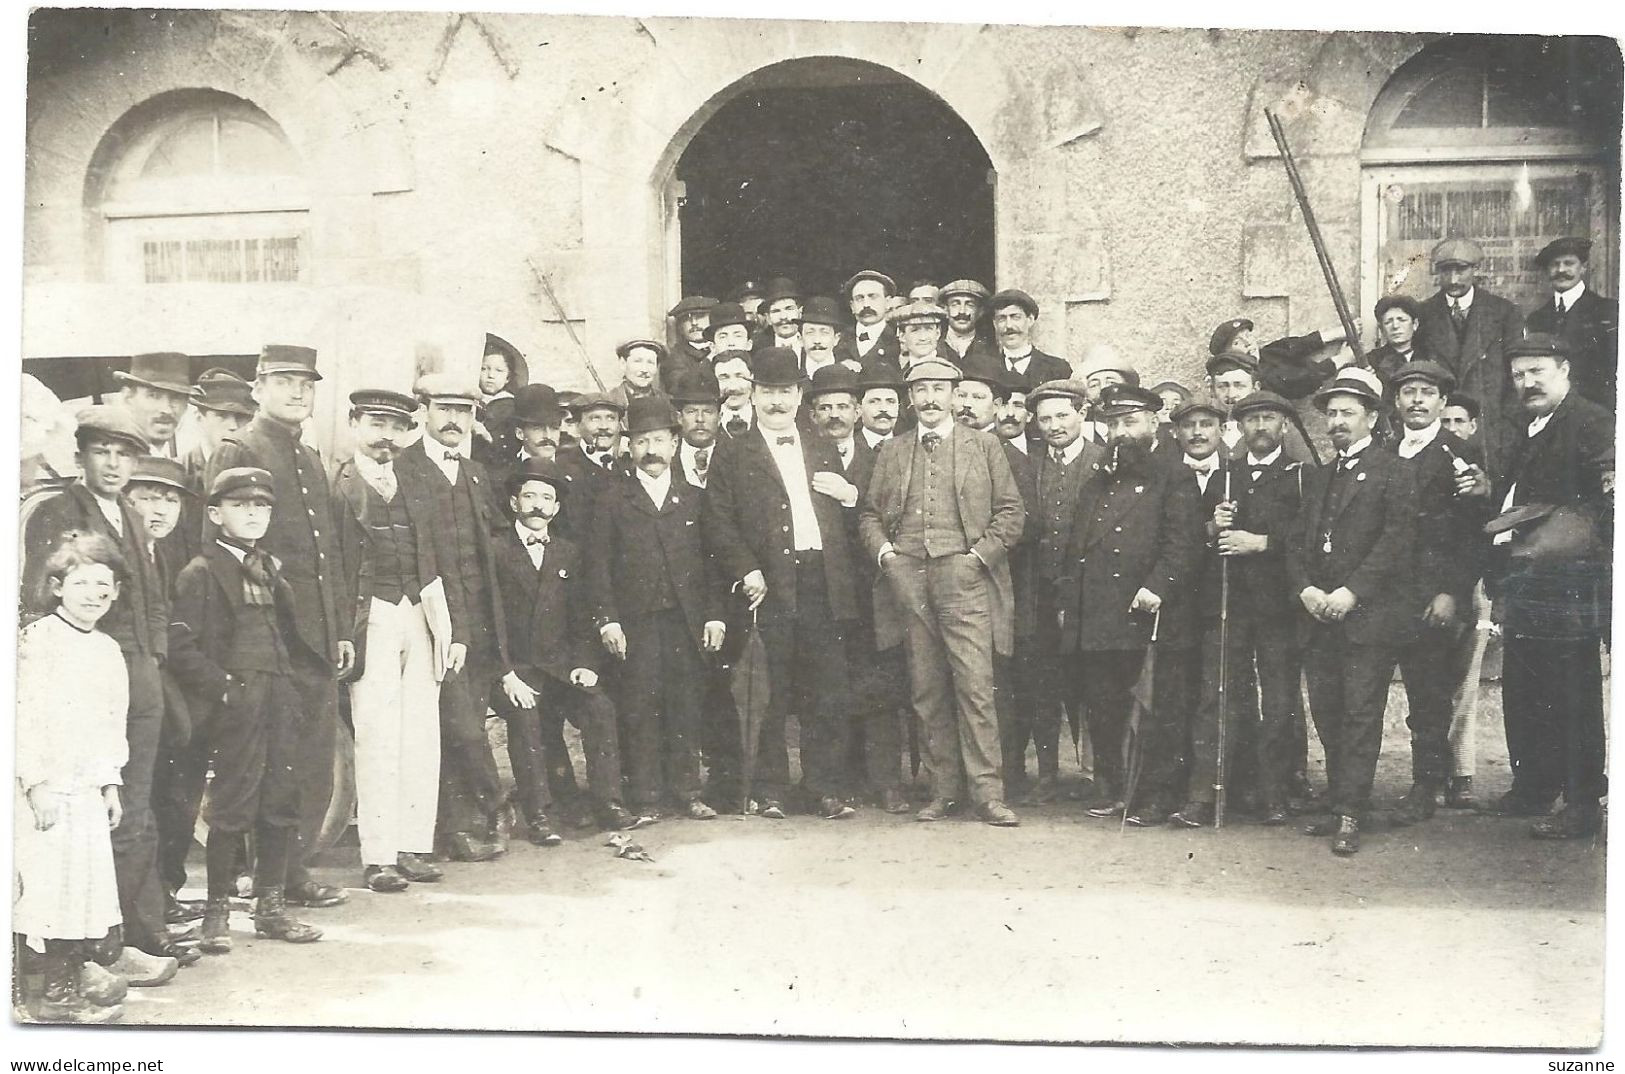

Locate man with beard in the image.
[1381,361,1489,829]
[116,353,199,461]
[1413,239,1525,480]
[1524,237,1617,409]
[834,269,901,370]
[857,366,902,450]
[1207,350,1312,463]
[940,279,997,362]
[661,295,718,388]
[990,290,1070,386]
[752,278,804,358]
[706,350,863,820]
[1480,335,1613,838]
[331,390,449,890]
[554,392,626,538]
[798,296,845,380]
[860,358,1026,827]
[397,373,511,860]
[206,345,354,911]
[588,396,727,820]
[1288,374,1417,856]
[713,351,757,440]
[1057,386,1203,827]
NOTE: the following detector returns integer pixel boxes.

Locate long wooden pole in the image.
[527,257,608,392]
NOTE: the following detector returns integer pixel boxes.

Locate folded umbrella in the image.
[730,609,772,815]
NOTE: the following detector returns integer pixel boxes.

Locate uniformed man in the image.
[1288,374,1417,855]
[1412,238,1526,480]
[939,279,997,362]
[990,290,1070,385]
[1524,236,1617,409]
[1207,314,1356,403]
[182,369,256,482]
[205,345,354,910]
[753,277,804,357]
[1056,384,1202,827]
[613,339,665,405]
[713,351,757,439]
[115,352,200,460]
[661,295,719,388]
[798,295,845,380]
[835,269,901,370]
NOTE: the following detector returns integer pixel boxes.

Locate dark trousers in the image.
[1073,647,1191,811]
[699,593,751,808]
[759,555,853,802]
[845,629,907,795]
[995,643,1052,797]
[1190,615,1297,807]
[436,654,504,837]
[153,716,210,896]
[493,674,624,820]
[203,671,303,833]
[1502,634,1607,806]
[1396,624,1461,785]
[1304,635,1398,818]
[113,653,166,950]
[285,650,338,886]
[616,608,704,809]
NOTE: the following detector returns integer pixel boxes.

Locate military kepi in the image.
[1094,384,1163,417]
[209,466,277,505]
[257,344,322,380]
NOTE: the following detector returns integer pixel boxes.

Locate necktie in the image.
[1050,447,1064,464]
[858,329,872,343]
[922,432,942,453]
[1450,301,1467,332]
[776,435,796,446]
[694,447,710,477]
[1557,296,1567,316]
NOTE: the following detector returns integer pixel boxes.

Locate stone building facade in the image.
[23,10,1620,453]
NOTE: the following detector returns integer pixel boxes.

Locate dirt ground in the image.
[109,677,1605,1048]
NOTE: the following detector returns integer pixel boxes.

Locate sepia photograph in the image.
[5,1,1620,1064]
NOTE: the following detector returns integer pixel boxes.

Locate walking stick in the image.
[1215,467,1232,830]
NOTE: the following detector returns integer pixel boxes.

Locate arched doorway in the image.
[670,57,995,300]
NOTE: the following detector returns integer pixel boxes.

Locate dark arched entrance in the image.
[675,58,995,299]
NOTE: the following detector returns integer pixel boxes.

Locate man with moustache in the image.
[798,296,846,380]
[588,396,727,820]
[554,392,626,538]
[331,390,449,890]
[707,349,864,820]
[1413,238,1525,480]
[940,279,997,362]
[396,373,511,860]
[1524,237,1617,409]
[834,269,902,370]
[1207,351,1312,463]
[661,295,718,388]
[1056,385,1203,827]
[994,377,1034,454]
[712,351,757,440]
[672,367,723,489]
[1481,336,1613,838]
[752,278,804,358]
[857,366,902,450]
[1288,374,1417,856]
[507,384,566,467]
[860,358,1027,827]
[612,339,665,407]
[1438,391,1493,808]
[990,291,1070,385]
[115,353,199,461]
[206,345,354,910]
[1380,361,1489,828]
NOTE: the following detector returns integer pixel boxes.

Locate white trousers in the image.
[350,596,442,866]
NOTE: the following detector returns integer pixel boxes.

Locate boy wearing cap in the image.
[183,369,256,483]
[1288,375,1419,855]
[1524,236,1617,409]
[168,468,323,950]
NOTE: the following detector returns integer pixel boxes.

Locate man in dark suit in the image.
[940,279,998,364]
[22,407,194,970]
[661,295,718,389]
[1481,335,1613,839]
[395,373,511,861]
[553,391,626,540]
[706,350,863,819]
[181,368,255,484]
[1383,362,1490,828]
[990,290,1070,386]
[1413,238,1526,481]
[586,396,728,820]
[859,358,1027,827]
[1055,385,1203,827]
[1524,236,1617,410]
[205,344,354,910]
[331,390,451,891]
[834,269,901,371]
[491,459,646,834]
[713,351,758,441]
[1287,374,1418,855]
[1208,351,1315,464]
[751,278,804,358]
[796,295,846,381]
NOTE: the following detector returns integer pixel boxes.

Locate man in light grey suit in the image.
[858,358,1027,827]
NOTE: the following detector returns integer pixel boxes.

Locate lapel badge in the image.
[559,568,569,578]
[1134,485,1144,494]
[1356,472,1367,482]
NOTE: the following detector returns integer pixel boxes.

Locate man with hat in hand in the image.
[205,344,353,910]
[797,296,847,380]
[1056,385,1203,827]
[860,357,1027,826]
[115,352,201,460]
[1413,237,1526,479]
[663,295,719,387]
[23,407,194,973]
[1381,360,1490,828]
[835,270,901,370]
[706,349,864,819]
[588,395,727,820]
[396,372,513,859]
[1524,236,1617,409]
[1288,373,1418,855]
[332,390,451,890]
[1481,334,1613,838]
[1207,315,1356,403]
[613,339,665,406]
[183,369,256,482]
[990,290,1070,386]
[752,278,804,357]
[940,279,997,363]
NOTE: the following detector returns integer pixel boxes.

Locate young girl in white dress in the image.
[15,532,131,1023]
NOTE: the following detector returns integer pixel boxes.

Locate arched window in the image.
[87,90,310,285]
[1360,36,1619,314]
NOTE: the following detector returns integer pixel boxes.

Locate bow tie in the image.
[1185,457,1218,474]
[523,533,550,547]
[775,435,796,446]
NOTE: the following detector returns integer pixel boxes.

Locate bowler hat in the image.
[1431,237,1484,269]
[624,395,680,436]
[73,405,148,455]
[1169,399,1227,424]
[1094,384,1162,418]
[1535,236,1592,266]
[939,279,991,304]
[257,344,323,381]
[1207,318,1254,358]
[414,372,480,404]
[209,466,276,505]
[616,338,669,363]
[114,352,201,398]
[192,368,256,416]
[705,303,751,341]
[1506,333,1572,363]
[1026,379,1088,409]
[843,269,896,299]
[1388,359,1457,394]
[903,358,962,385]
[804,363,861,400]
[761,277,803,305]
[668,295,718,319]
[512,384,566,426]
[1312,374,1384,411]
[751,347,803,388]
[989,289,1039,319]
[668,368,722,406]
[799,295,845,328]
[507,456,569,497]
[888,300,948,327]
[856,365,903,396]
[349,389,419,422]
[128,455,193,494]
[1230,390,1295,419]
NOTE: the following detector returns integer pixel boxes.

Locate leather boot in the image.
[1391,781,1440,826]
[200,896,233,954]
[1331,815,1361,856]
[253,891,323,944]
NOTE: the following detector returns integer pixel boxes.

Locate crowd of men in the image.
[15,232,1615,1002]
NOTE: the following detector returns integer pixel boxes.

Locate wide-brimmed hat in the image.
[1312,374,1384,411]
[114,352,201,397]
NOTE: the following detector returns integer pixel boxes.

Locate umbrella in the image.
[1120,609,1161,833]
[730,608,771,815]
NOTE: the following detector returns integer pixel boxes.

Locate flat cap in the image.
[193,368,256,416]
[1094,384,1163,418]
[1230,390,1296,418]
[1076,346,1139,383]
[705,302,751,341]
[616,338,668,363]
[903,358,962,384]
[799,295,845,328]
[668,368,722,406]
[1208,318,1254,358]
[115,352,200,397]
[805,363,861,400]
[1150,379,1192,398]
[668,295,718,319]
[888,299,949,327]
[349,389,419,421]
[1025,379,1089,408]
[624,394,680,437]
[751,347,803,388]
[1506,332,1572,362]
[1388,359,1457,393]
[507,457,569,497]
[1206,350,1259,377]
[257,344,322,380]
[414,372,480,403]
[988,289,1039,318]
[127,455,193,494]
[74,405,148,454]
[512,383,566,425]
[209,466,276,505]
[1312,373,1384,411]
[568,390,625,415]
[1535,237,1592,266]
[938,279,991,303]
[1169,399,1228,424]
[1431,238,1484,269]
[843,269,896,299]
